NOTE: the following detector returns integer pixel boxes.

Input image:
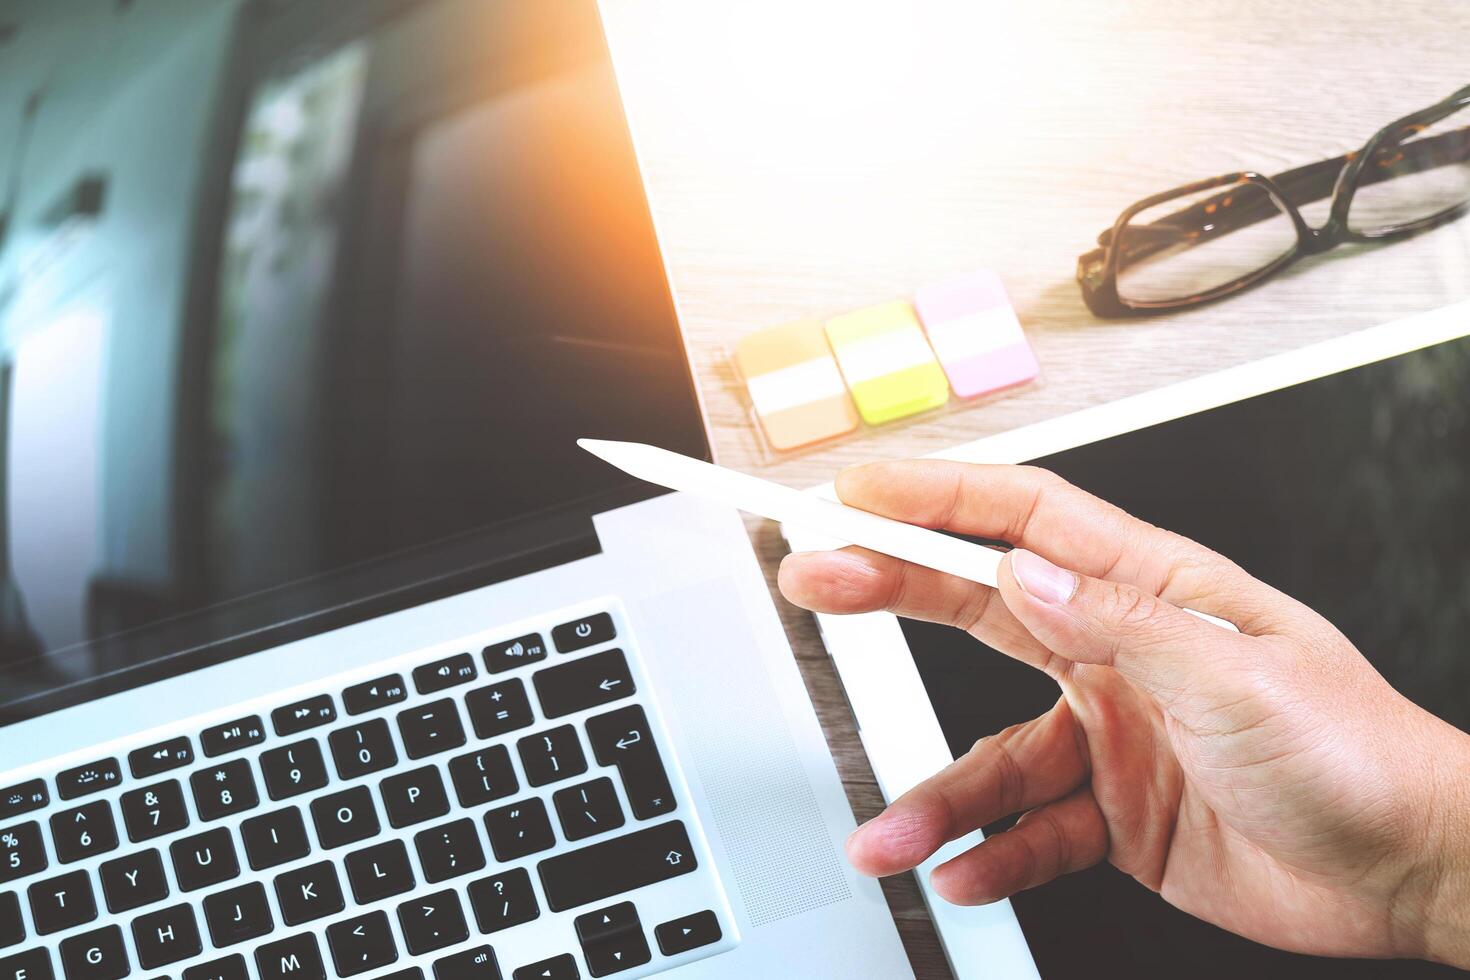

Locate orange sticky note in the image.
[735,319,860,451]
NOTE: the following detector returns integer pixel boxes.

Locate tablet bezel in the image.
[786,299,1470,980]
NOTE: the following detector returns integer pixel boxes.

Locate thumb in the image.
[1000,548,1257,718]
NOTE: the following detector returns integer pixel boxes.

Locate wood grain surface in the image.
[602,2,1470,975]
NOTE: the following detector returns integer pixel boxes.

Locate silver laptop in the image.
[0,2,911,979]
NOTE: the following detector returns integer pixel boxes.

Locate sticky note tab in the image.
[824,301,950,425]
[735,319,860,451]
[914,270,1039,399]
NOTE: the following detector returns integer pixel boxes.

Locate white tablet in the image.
[788,300,1470,980]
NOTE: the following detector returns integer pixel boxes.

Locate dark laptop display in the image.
[906,335,1470,978]
[0,0,707,722]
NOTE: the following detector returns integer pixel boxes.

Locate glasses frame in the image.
[1078,83,1470,317]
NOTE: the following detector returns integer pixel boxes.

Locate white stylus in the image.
[578,438,1237,631]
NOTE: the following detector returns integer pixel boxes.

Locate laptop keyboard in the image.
[0,602,735,979]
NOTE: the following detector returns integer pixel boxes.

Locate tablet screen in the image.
[903,332,1470,978]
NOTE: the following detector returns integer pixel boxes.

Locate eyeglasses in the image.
[1078,84,1470,317]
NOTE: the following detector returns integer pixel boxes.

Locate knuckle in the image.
[1097,581,1159,634]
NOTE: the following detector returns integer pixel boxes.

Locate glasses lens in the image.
[1349,104,1470,235]
[1114,181,1299,307]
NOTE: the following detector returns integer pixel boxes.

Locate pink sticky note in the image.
[914,270,1039,399]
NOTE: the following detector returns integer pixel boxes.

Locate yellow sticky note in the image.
[824,301,950,425]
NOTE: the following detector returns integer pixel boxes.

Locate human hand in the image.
[778,461,1470,966]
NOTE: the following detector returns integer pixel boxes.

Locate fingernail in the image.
[1010,549,1077,605]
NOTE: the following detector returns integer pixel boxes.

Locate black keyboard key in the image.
[56,759,122,801]
[310,787,379,850]
[27,870,95,935]
[435,945,501,980]
[538,820,696,913]
[0,892,21,948]
[0,948,51,980]
[465,680,535,740]
[533,650,633,720]
[380,972,425,980]
[51,802,118,863]
[99,850,168,913]
[343,840,415,904]
[241,807,311,871]
[397,700,466,760]
[552,612,616,653]
[381,766,449,828]
[202,881,273,948]
[326,911,397,977]
[133,903,203,969]
[271,695,337,737]
[0,782,47,821]
[259,740,329,801]
[553,778,625,842]
[58,925,128,980]
[468,868,539,934]
[190,760,260,821]
[128,737,194,779]
[512,954,579,980]
[483,799,555,862]
[448,747,518,809]
[586,706,676,820]
[517,726,587,788]
[201,716,267,757]
[274,862,344,927]
[575,901,639,947]
[120,780,190,842]
[413,818,485,884]
[329,720,398,780]
[577,904,650,977]
[483,634,547,673]
[171,828,240,892]
[0,823,47,885]
[655,910,721,956]
[398,890,468,956]
[256,934,327,980]
[183,954,248,980]
[413,654,478,695]
[342,675,407,716]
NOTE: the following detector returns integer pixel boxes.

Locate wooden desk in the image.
[602,2,1470,975]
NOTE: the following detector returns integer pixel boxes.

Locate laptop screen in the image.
[905,332,1470,979]
[0,1,707,722]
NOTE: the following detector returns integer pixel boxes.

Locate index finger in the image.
[834,460,1282,630]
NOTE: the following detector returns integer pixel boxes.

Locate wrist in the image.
[1397,721,1470,967]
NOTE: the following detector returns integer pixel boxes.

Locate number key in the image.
[259,740,329,800]
[51,802,118,863]
[0,823,46,885]
[191,760,260,821]
[329,720,398,780]
[120,781,189,842]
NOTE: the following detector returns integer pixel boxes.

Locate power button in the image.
[552,612,616,653]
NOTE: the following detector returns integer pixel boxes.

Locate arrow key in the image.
[578,906,650,978]
[655,910,722,956]
[512,953,580,980]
